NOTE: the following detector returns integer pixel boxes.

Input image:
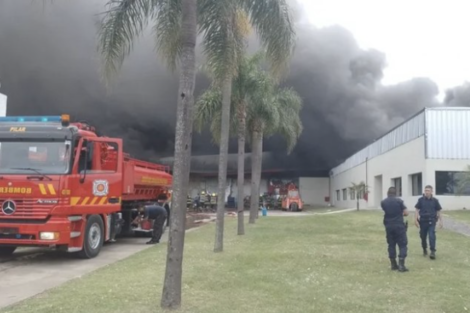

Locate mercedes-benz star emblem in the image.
[2,200,16,215]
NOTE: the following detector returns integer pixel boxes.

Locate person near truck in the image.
[381,186,409,272]
[138,202,168,245]
[157,194,171,227]
[414,185,443,260]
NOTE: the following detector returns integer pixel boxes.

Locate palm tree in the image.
[350,181,369,211]
[97,0,196,310]
[247,83,303,223]
[195,52,268,236]
[97,0,295,305]
[201,1,296,253]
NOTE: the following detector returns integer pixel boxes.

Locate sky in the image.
[298,0,470,100]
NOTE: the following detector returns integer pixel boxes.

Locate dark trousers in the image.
[165,206,170,227]
[151,215,167,242]
[419,220,436,252]
[385,224,408,259]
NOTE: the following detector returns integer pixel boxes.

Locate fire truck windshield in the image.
[0,140,71,174]
[288,190,299,197]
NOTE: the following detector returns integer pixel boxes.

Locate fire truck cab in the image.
[0,115,172,259]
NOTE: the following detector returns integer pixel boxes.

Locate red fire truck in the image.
[0,115,172,259]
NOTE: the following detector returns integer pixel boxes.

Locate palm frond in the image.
[97,0,156,85]
[350,181,369,198]
[273,87,303,153]
[198,0,246,80]
[207,95,238,145]
[239,0,296,77]
[194,87,223,133]
[153,0,182,71]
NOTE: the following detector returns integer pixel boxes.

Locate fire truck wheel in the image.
[78,215,104,259]
[290,203,299,212]
[0,246,16,256]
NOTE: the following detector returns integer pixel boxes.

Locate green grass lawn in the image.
[2,211,470,313]
[443,210,470,225]
[303,205,350,214]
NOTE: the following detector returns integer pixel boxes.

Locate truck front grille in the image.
[0,199,56,219]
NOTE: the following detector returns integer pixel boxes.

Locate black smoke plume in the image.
[445,83,470,107]
[0,0,443,172]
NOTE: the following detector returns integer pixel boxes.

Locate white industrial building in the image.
[330,107,470,210]
[0,91,6,117]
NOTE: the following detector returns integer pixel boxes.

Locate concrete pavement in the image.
[0,228,198,310]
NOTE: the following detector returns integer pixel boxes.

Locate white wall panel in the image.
[426,107,470,159]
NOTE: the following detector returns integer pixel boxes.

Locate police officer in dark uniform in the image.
[414,185,443,260]
[381,186,409,272]
[139,202,168,245]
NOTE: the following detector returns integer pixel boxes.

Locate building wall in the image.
[0,93,6,117]
[330,107,470,210]
[299,177,329,206]
[332,110,425,176]
[330,137,426,209]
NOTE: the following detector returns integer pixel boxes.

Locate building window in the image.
[391,177,402,197]
[342,188,347,200]
[349,188,355,200]
[435,171,470,195]
[409,173,422,196]
[336,190,340,201]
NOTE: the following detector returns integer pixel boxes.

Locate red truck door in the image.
[68,137,123,216]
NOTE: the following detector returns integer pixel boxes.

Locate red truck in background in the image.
[0,115,172,259]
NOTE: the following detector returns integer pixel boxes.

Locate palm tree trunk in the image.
[236,102,246,235]
[254,132,263,219]
[249,129,263,223]
[161,0,197,309]
[214,75,232,252]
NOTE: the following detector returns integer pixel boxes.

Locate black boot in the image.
[390,258,399,271]
[423,248,427,256]
[398,258,409,272]
[430,251,436,260]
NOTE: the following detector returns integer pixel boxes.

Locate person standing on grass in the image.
[414,185,443,260]
[381,186,409,272]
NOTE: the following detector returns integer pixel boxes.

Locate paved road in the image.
[0,229,194,310]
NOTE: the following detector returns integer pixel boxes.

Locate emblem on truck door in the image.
[93,180,109,196]
[2,200,16,215]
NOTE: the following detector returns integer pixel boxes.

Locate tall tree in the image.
[97,0,197,309]
[247,84,303,223]
[200,0,296,250]
[97,0,295,305]
[195,52,268,236]
[199,5,248,252]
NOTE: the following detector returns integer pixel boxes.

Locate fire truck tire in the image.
[0,246,16,256]
[290,203,299,212]
[78,215,104,259]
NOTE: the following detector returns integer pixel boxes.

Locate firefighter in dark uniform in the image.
[139,202,167,245]
[414,185,443,260]
[381,186,409,272]
[157,195,171,227]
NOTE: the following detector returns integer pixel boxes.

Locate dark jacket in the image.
[381,196,406,226]
[143,205,167,220]
[415,195,442,222]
